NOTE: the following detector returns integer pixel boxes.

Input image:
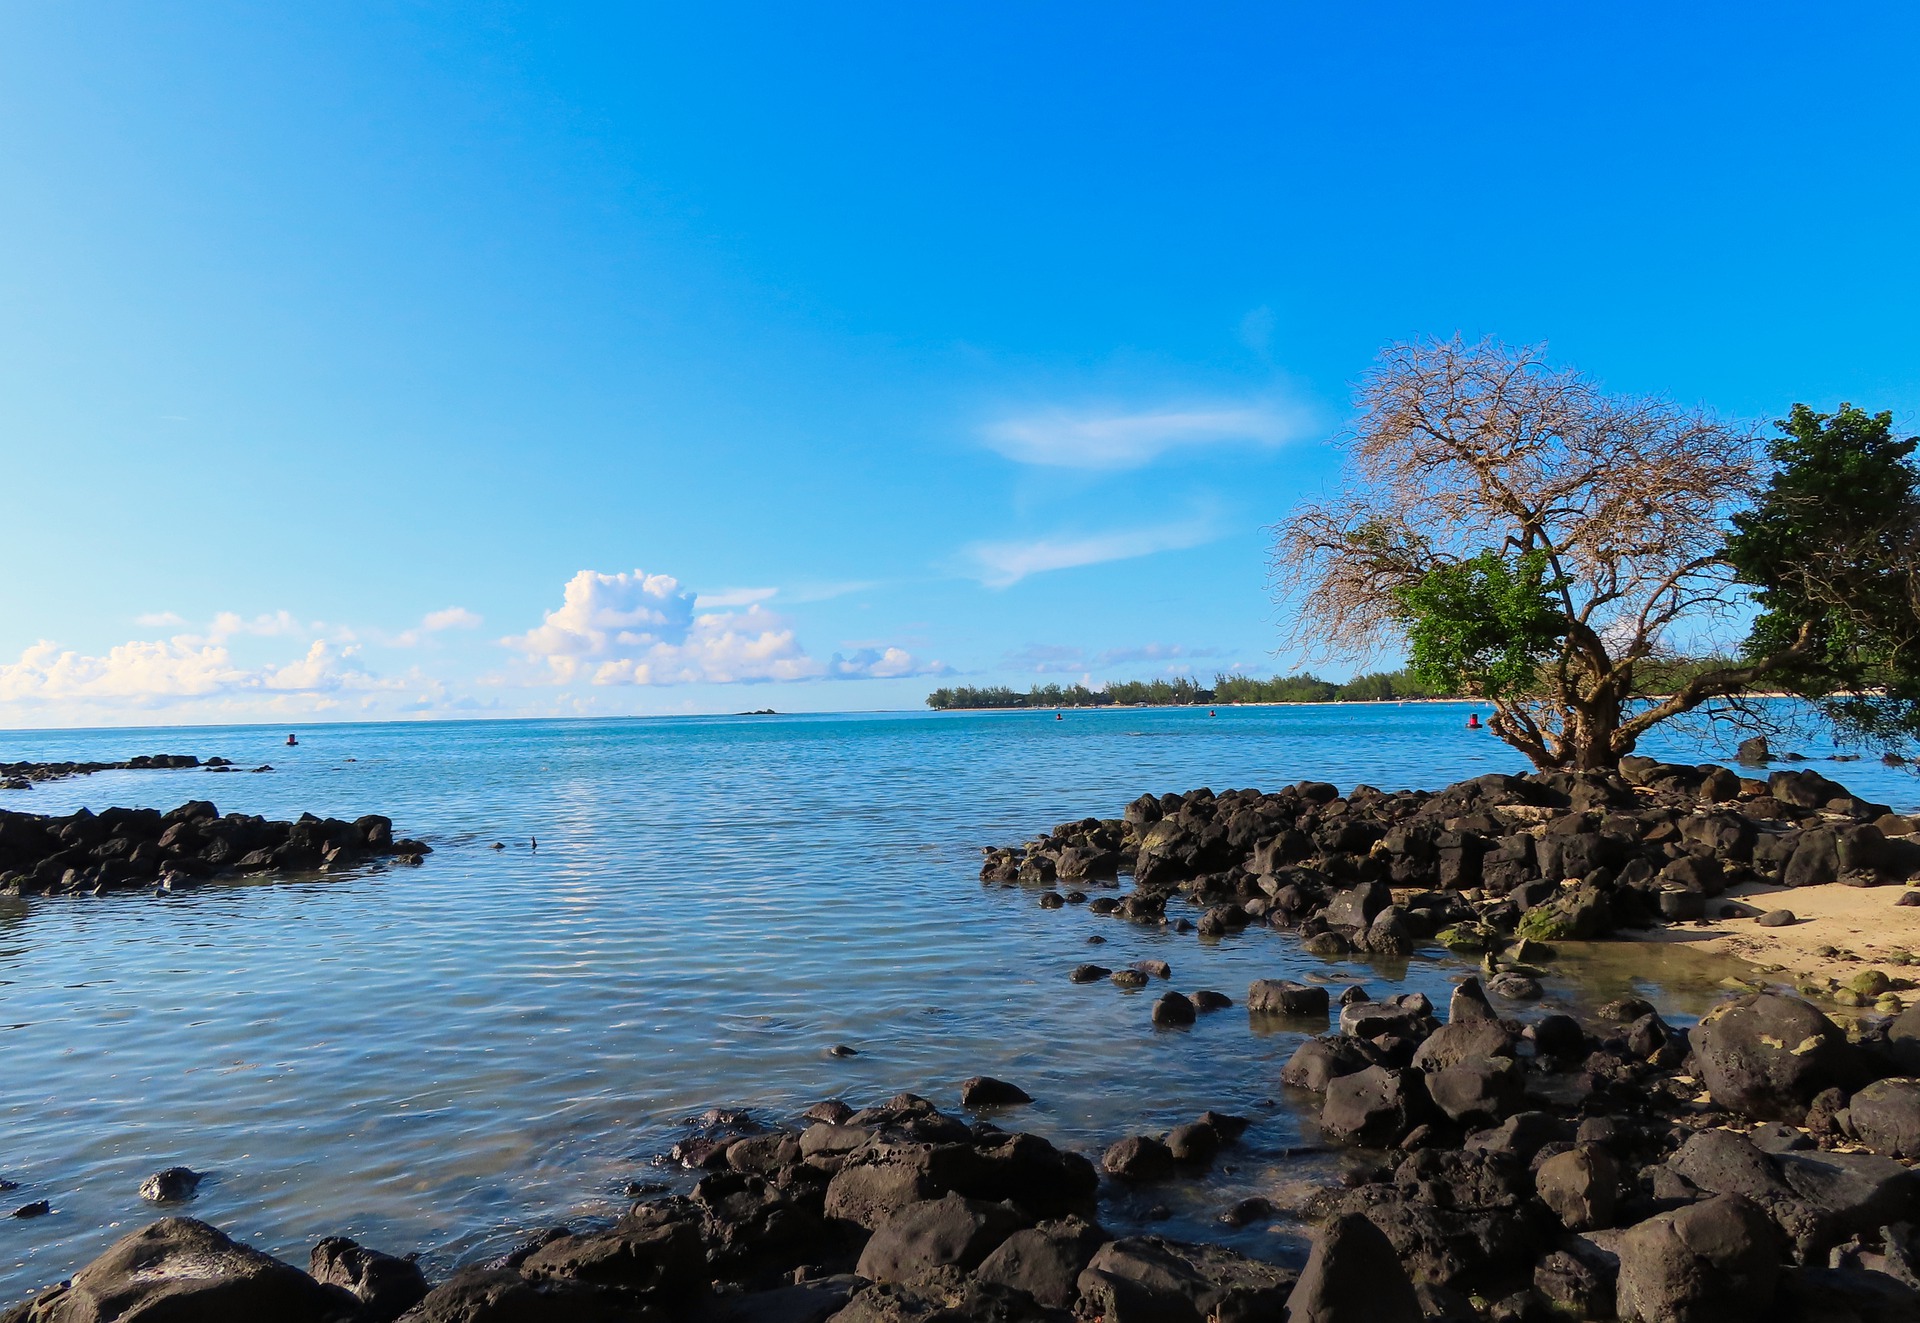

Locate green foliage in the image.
[1726,403,1920,745]
[924,678,1212,710]
[1389,550,1567,699]
[927,669,1457,709]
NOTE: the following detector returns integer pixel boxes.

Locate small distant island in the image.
[925,669,1448,710]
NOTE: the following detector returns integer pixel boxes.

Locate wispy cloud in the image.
[982,402,1308,470]
[389,606,484,647]
[693,587,779,609]
[964,519,1217,588]
[135,611,187,629]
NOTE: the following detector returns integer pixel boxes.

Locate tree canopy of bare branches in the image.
[1274,336,1767,769]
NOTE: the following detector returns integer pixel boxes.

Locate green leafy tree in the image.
[1391,550,1567,699]
[1726,404,1920,744]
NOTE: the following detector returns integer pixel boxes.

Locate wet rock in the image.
[1111,969,1150,990]
[5,1217,343,1322]
[1410,1020,1513,1074]
[1530,1014,1585,1058]
[393,1266,619,1322]
[1448,977,1495,1024]
[1427,1056,1524,1126]
[1597,996,1655,1023]
[1220,1198,1272,1228]
[309,1237,428,1323]
[1102,1136,1176,1182]
[1132,960,1173,980]
[959,1077,1033,1108]
[518,1203,705,1294]
[1535,1145,1620,1231]
[1164,1122,1219,1165]
[137,1166,202,1204]
[1282,1037,1370,1092]
[1613,1194,1780,1322]
[1248,979,1329,1017]
[1845,1078,1920,1159]
[1076,1236,1297,1323]
[11,1201,49,1219]
[1069,964,1111,984]
[1691,993,1858,1121]
[1323,881,1391,930]
[1285,1211,1421,1323]
[1152,992,1197,1027]
[1485,973,1543,1000]
[855,1193,1025,1283]
[1321,1066,1428,1147]
[1191,990,1232,1011]
[1533,1248,1615,1318]
[972,1215,1106,1310]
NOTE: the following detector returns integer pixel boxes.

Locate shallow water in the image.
[0,704,1909,1299]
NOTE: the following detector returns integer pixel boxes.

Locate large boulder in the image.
[1690,993,1858,1120]
[1426,1057,1523,1126]
[1613,1195,1781,1322]
[5,1218,344,1323]
[1321,1067,1427,1147]
[1285,1212,1421,1323]
[1281,1037,1369,1092]
[1848,1078,1920,1158]
[1535,1146,1620,1231]
[309,1237,429,1322]
[1248,980,1329,1017]
[971,1215,1106,1310]
[1076,1237,1297,1323]
[855,1194,1026,1284]
[1409,1021,1512,1074]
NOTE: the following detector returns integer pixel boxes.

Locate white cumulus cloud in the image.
[0,637,396,711]
[506,570,944,686]
[982,402,1308,470]
[964,519,1217,588]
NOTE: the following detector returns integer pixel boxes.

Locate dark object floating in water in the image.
[11,1201,49,1218]
[827,1044,859,1058]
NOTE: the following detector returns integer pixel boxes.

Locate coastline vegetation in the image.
[924,668,1449,710]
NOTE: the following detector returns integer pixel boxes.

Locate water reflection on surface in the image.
[0,707,1908,1299]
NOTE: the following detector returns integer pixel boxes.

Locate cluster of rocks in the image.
[1260,975,1920,1320]
[984,763,1920,972]
[0,754,248,791]
[2,1088,1384,1323]
[0,800,430,897]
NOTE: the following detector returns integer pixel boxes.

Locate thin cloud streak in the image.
[964,519,1217,588]
[982,402,1309,470]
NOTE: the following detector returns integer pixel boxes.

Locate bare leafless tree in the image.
[1273,336,1807,770]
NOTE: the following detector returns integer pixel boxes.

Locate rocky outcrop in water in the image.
[0,754,220,791]
[0,800,430,897]
[985,763,1920,977]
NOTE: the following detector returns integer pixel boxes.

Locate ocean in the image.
[0,703,1907,1300]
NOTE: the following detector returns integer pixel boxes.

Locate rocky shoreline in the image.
[0,799,431,897]
[0,753,263,791]
[13,762,1920,1320]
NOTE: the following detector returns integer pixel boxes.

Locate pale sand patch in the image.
[1636,878,1920,988]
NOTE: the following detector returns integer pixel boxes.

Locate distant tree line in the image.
[924,669,1457,710]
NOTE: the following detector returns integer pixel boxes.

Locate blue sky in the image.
[0,3,1914,726]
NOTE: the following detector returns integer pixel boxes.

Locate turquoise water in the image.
[0,705,1908,1300]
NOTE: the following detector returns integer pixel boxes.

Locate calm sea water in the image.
[0,704,1908,1300]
